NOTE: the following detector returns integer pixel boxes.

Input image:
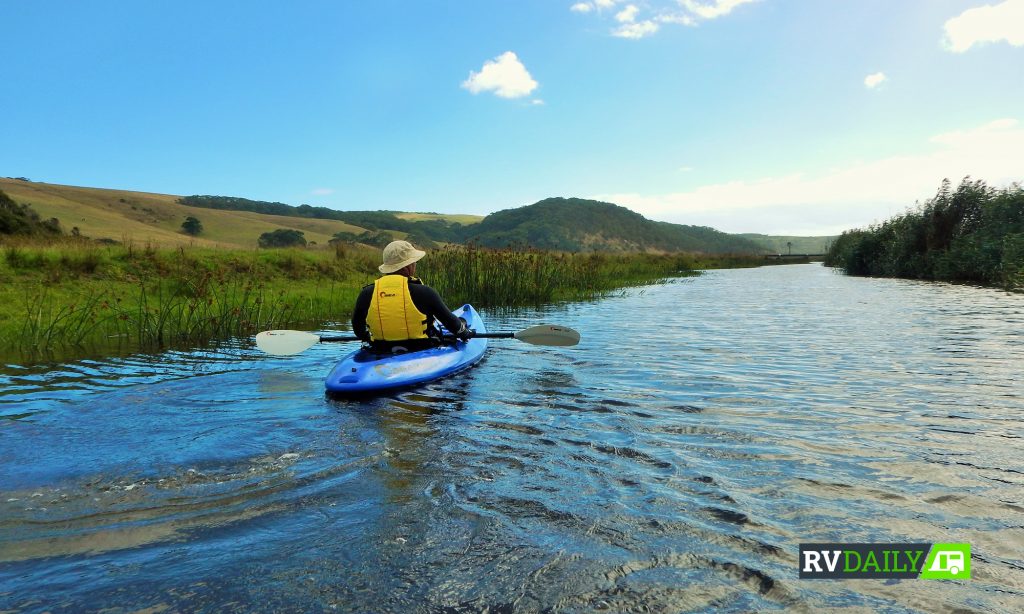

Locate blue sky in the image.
[3,0,1023,234]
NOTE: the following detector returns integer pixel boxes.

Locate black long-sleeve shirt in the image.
[351,277,465,345]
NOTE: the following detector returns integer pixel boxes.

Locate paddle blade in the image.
[513,325,581,347]
[256,330,321,355]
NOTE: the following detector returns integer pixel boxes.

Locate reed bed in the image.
[16,278,359,353]
[824,179,1024,290]
[418,245,696,307]
[1,239,762,361]
[1,240,375,359]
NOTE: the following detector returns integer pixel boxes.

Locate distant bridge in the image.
[763,253,826,262]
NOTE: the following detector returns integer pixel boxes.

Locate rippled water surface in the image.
[2,264,1023,612]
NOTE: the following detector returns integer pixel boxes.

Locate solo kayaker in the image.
[351,240,473,352]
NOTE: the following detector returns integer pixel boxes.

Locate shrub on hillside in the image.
[258,228,307,248]
[0,190,63,237]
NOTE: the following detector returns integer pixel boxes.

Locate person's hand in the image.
[456,318,474,341]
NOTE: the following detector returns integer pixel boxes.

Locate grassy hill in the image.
[0,178,370,248]
[394,212,483,225]
[462,197,766,253]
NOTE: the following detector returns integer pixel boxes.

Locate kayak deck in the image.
[324,304,488,394]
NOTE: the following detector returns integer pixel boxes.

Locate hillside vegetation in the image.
[178,195,470,246]
[1,189,63,237]
[462,198,764,253]
[825,178,1024,290]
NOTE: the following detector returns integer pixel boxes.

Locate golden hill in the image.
[0,178,377,248]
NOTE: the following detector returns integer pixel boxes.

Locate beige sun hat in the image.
[379,240,426,274]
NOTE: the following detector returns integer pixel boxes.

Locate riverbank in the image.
[1,241,776,362]
[824,179,1024,291]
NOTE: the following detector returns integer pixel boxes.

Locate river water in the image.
[1,264,1022,612]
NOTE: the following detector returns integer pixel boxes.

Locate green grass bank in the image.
[0,241,773,362]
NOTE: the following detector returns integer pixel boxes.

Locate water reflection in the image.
[2,265,1023,612]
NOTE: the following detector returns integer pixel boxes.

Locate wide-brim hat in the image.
[379,240,426,274]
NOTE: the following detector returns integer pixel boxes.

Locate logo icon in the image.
[920,543,971,580]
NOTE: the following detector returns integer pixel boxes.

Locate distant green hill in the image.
[462,197,765,253]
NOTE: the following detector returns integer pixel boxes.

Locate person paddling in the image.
[351,240,473,352]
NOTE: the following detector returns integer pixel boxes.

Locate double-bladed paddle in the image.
[255,324,581,356]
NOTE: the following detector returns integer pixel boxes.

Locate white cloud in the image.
[678,166,695,172]
[461,51,539,99]
[572,0,755,38]
[616,5,639,23]
[311,188,334,196]
[613,20,660,38]
[591,119,1024,234]
[531,99,545,105]
[680,0,759,20]
[944,0,1024,52]
[657,13,696,26]
[864,72,887,88]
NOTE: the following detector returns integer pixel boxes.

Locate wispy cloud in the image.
[864,72,887,89]
[572,0,756,38]
[311,188,334,196]
[592,119,1024,234]
[461,51,539,99]
[613,20,660,38]
[943,0,1024,52]
[679,0,759,20]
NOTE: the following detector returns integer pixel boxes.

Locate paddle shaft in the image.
[318,332,513,343]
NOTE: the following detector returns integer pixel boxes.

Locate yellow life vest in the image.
[366,275,430,342]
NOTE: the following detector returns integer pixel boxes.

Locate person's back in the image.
[351,240,470,352]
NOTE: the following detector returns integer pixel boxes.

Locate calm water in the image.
[1,264,1022,612]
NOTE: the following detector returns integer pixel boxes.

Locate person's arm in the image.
[351,285,373,341]
[409,284,470,339]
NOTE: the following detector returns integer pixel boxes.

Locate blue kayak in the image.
[324,304,488,394]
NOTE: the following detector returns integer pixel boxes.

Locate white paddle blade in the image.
[256,330,321,355]
[513,325,581,347]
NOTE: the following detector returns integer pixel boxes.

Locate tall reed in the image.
[418,245,693,306]
[2,240,767,360]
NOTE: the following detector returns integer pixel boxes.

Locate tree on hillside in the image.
[258,228,307,248]
[355,230,395,248]
[328,231,359,244]
[181,216,203,236]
